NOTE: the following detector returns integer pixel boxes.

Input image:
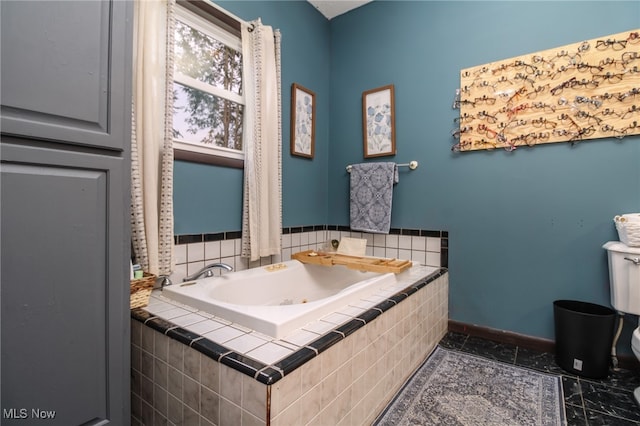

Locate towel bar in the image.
[346,160,418,173]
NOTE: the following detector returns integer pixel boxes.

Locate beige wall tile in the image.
[183,375,199,412]
[242,374,267,420]
[184,404,199,425]
[167,366,182,399]
[220,398,241,426]
[350,399,366,426]
[350,326,367,350]
[298,383,322,425]
[336,408,353,426]
[141,325,154,354]
[351,372,367,406]
[336,360,353,392]
[154,384,168,417]
[167,393,182,424]
[168,338,183,371]
[154,358,168,390]
[320,370,338,407]
[320,344,341,377]
[131,320,142,346]
[351,348,367,381]
[131,345,142,376]
[242,409,266,426]
[201,354,220,393]
[154,332,169,362]
[141,351,154,380]
[220,364,243,406]
[338,333,354,364]
[270,397,301,426]
[183,347,200,381]
[200,385,220,425]
[333,387,353,424]
[301,356,321,395]
[270,367,301,417]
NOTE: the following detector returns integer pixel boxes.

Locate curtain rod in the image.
[181,1,273,35]
[181,0,248,32]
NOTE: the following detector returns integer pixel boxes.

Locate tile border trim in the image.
[175,226,448,243]
[174,225,449,268]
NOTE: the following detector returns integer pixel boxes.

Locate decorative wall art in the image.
[453,29,640,152]
[363,84,396,158]
[291,83,316,158]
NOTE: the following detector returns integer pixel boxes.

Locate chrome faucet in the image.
[183,263,233,282]
[156,275,172,288]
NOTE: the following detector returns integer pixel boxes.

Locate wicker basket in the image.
[130,272,156,309]
[614,215,640,247]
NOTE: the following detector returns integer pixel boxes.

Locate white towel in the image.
[349,162,398,234]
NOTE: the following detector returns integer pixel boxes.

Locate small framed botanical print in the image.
[362,84,396,158]
[291,83,316,158]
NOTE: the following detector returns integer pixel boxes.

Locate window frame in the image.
[172,2,245,168]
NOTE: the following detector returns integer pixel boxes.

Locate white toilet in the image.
[603,241,640,404]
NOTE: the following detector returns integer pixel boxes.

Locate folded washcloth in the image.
[337,237,367,256]
[349,162,398,234]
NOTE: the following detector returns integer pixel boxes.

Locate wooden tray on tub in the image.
[291,250,412,274]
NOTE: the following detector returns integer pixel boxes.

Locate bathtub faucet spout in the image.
[183,263,233,282]
[157,275,172,289]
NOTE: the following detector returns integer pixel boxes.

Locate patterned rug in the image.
[375,347,565,425]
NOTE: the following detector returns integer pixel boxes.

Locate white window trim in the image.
[173,4,245,162]
[173,140,244,160]
[174,73,244,106]
[175,6,241,52]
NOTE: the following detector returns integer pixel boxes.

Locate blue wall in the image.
[176,1,640,354]
[328,1,640,353]
[174,1,331,234]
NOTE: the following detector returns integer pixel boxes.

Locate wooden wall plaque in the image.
[456,29,640,151]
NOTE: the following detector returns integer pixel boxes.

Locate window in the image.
[173,4,244,164]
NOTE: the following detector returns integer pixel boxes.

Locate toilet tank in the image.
[603,241,640,315]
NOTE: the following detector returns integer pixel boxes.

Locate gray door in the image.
[0,1,132,424]
[1,141,129,425]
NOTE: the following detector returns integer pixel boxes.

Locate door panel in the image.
[1,142,129,425]
[0,1,130,151]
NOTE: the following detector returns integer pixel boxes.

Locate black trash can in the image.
[553,300,616,379]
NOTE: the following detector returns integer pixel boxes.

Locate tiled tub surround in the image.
[171,226,448,284]
[131,266,449,425]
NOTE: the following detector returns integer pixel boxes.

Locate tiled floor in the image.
[439,331,640,425]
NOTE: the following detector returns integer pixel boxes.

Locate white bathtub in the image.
[162,259,398,338]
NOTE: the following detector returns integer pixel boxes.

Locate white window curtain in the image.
[131,0,175,276]
[241,20,282,261]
